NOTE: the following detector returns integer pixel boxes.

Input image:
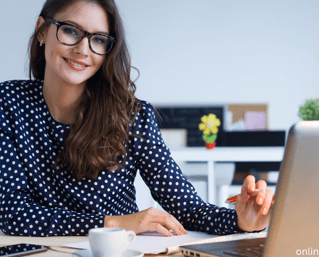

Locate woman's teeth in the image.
[65,58,87,67]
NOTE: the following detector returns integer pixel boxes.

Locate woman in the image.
[0,0,274,237]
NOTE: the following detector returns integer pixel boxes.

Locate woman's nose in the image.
[73,37,91,56]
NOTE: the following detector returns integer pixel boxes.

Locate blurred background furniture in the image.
[170,147,284,207]
[134,104,286,210]
[135,146,285,209]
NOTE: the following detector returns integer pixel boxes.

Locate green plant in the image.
[202,134,217,143]
[299,99,319,120]
[199,114,220,143]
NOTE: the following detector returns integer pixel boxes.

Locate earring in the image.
[40,40,43,47]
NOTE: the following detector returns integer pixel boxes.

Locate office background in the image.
[1,0,319,131]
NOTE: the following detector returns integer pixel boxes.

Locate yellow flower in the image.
[199,114,221,135]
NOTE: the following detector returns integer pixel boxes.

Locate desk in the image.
[0,230,267,257]
[170,147,285,204]
[0,231,179,257]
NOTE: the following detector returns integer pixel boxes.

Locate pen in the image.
[225,188,264,204]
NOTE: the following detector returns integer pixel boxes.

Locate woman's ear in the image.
[36,16,47,44]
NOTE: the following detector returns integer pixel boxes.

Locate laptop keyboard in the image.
[223,243,265,257]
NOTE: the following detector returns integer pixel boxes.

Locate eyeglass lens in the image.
[58,24,112,55]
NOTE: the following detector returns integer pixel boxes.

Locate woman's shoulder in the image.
[0,79,42,99]
[0,79,42,92]
[134,100,163,127]
[139,100,153,109]
[136,100,157,117]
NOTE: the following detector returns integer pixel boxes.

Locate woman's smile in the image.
[40,1,108,86]
[63,57,89,71]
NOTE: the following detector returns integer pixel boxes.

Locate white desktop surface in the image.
[170,147,284,162]
[0,230,268,257]
[170,147,285,203]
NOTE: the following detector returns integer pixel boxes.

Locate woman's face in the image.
[39,1,109,87]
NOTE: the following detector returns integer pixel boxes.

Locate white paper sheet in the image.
[64,231,267,255]
[64,231,214,254]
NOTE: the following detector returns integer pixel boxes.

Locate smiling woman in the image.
[28,0,137,178]
[36,2,108,87]
[0,0,274,238]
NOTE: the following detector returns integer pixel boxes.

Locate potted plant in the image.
[299,99,319,120]
[199,113,221,149]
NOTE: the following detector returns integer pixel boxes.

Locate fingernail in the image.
[169,233,173,237]
[263,207,268,214]
[258,197,263,204]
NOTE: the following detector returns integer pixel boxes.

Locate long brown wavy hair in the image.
[28,0,141,180]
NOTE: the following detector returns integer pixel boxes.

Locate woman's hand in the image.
[104,207,187,237]
[235,175,275,232]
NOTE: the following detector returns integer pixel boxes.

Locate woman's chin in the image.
[60,76,89,87]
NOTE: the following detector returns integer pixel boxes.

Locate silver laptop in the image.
[180,121,319,257]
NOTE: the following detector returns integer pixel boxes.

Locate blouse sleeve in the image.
[0,91,105,236]
[130,102,245,235]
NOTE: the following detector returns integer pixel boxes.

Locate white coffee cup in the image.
[89,227,136,257]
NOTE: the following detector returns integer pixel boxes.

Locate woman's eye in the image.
[92,37,106,44]
[62,26,78,36]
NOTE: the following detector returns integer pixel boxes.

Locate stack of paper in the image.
[65,231,267,255]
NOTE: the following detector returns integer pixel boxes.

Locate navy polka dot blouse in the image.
[0,79,243,236]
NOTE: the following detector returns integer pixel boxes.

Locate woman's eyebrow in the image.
[63,20,109,35]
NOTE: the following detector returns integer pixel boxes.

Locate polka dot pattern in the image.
[0,79,243,236]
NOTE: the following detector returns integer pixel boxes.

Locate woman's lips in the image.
[63,57,89,71]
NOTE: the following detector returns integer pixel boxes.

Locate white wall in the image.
[0,0,44,80]
[1,0,319,131]
[116,0,319,131]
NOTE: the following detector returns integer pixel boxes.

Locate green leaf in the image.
[207,134,217,143]
[202,134,208,142]
[299,99,319,120]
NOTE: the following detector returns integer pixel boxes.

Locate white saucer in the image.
[73,249,144,257]
[122,249,144,257]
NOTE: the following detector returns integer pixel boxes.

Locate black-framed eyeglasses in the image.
[47,19,115,55]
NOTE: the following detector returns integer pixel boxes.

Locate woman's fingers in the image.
[139,207,187,236]
[151,223,174,237]
[235,191,249,215]
[259,189,274,215]
[172,215,188,234]
[235,176,275,232]
[237,177,272,214]
[241,175,256,194]
[254,180,267,205]
[243,178,267,206]
[105,207,187,237]
[156,213,186,236]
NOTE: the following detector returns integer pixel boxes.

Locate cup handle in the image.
[126,230,136,244]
